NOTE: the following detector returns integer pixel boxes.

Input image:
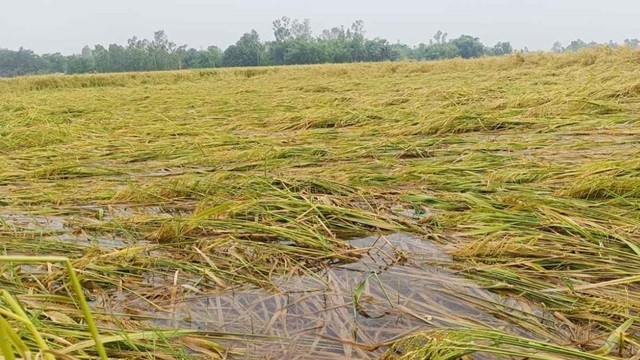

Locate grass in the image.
[1,47,640,358]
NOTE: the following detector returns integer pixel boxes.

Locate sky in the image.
[2,0,640,55]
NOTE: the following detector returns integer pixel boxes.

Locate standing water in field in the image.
[151,234,554,359]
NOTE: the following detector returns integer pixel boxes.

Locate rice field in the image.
[1,47,640,359]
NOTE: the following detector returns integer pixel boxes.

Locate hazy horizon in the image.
[2,0,640,55]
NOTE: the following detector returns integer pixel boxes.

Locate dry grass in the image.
[1,47,640,359]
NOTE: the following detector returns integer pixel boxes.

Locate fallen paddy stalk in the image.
[1,48,640,358]
[0,256,106,360]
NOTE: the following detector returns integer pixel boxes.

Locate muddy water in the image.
[155,234,553,359]
[0,213,553,358]
[0,213,65,231]
[0,211,147,249]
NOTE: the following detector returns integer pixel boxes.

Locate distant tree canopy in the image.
[0,48,49,77]
[550,38,639,53]
[224,30,264,67]
[0,17,637,77]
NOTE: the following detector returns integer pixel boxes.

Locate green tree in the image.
[363,38,395,62]
[92,45,107,72]
[283,39,325,64]
[488,42,513,56]
[551,41,564,53]
[65,45,96,74]
[451,35,485,58]
[223,30,264,67]
[319,26,351,63]
[290,18,312,40]
[564,39,588,52]
[414,41,460,60]
[390,43,412,60]
[108,44,128,72]
[0,48,49,77]
[348,20,366,61]
[178,46,223,69]
[273,16,293,42]
[66,56,95,74]
[125,37,152,71]
[42,52,67,73]
[433,30,448,45]
[149,30,179,70]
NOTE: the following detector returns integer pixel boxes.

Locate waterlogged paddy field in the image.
[1,49,640,359]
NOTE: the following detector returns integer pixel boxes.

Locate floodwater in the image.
[1,212,556,358]
[0,213,65,232]
[0,211,147,249]
[153,234,554,359]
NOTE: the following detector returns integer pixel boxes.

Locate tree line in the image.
[1,17,639,77]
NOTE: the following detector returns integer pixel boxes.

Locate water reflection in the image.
[156,234,552,359]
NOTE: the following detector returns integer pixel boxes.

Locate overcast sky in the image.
[2,0,640,54]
